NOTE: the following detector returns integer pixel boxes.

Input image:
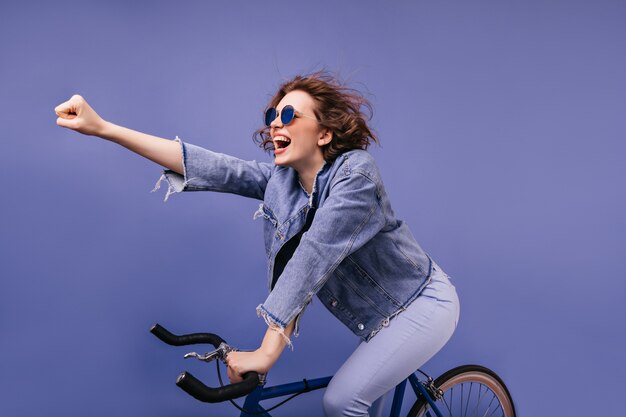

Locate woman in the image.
[55,71,460,417]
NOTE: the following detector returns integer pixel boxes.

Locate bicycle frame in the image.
[151,325,515,417]
[236,372,444,417]
[149,324,451,417]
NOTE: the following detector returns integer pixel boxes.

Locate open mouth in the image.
[273,136,291,149]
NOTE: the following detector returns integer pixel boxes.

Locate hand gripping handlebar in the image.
[150,323,262,403]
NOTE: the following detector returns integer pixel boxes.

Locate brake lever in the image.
[184,342,238,363]
[184,350,221,362]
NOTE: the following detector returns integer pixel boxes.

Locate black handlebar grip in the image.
[150,323,226,348]
[176,370,260,403]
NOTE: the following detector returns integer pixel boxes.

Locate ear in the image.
[317,128,333,146]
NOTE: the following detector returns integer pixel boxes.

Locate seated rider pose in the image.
[55,71,460,417]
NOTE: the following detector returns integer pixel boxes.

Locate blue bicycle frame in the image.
[238,372,444,417]
[151,325,515,417]
[149,324,450,417]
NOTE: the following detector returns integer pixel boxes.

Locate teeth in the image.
[273,136,291,150]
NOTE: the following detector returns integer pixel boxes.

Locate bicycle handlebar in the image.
[150,323,226,347]
[150,323,262,403]
[176,369,260,403]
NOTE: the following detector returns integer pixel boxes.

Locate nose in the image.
[269,112,283,129]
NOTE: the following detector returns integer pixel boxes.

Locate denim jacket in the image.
[155,138,434,347]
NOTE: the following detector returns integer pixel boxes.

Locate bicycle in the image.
[150,323,517,417]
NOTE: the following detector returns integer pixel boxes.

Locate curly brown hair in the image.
[253,71,379,163]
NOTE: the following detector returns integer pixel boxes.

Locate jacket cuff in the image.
[256,304,296,351]
[151,136,190,202]
[256,294,314,351]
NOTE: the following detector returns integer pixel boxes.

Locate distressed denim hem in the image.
[150,136,198,202]
[256,304,294,351]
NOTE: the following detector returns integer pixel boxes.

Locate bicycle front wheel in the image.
[407,365,516,417]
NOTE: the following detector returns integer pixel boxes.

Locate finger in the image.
[55,95,84,117]
[54,102,75,118]
[55,110,77,119]
[227,365,236,383]
[227,364,244,384]
[54,100,70,113]
[56,116,76,129]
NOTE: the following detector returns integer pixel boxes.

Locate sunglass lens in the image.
[264,108,277,126]
[281,105,295,125]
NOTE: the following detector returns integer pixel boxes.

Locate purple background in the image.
[1,1,624,416]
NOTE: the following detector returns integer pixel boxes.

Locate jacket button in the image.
[357,323,365,330]
[330,299,338,307]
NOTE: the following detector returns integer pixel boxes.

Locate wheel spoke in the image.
[482,393,497,417]
[441,390,453,417]
[487,402,503,417]
[460,383,464,417]
[470,383,487,417]
[464,382,473,417]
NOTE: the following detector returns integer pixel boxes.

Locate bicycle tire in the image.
[407,364,516,417]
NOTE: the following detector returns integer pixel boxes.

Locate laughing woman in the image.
[55,71,460,417]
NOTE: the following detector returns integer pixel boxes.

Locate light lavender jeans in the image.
[322,261,460,417]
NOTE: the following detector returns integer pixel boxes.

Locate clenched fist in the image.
[55,94,106,136]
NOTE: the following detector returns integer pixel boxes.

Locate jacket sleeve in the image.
[256,169,387,343]
[153,137,273,201]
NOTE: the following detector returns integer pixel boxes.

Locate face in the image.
[269,90,332,173]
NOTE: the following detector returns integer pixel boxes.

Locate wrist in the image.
[256,346,280,363]
[98,120,116,141]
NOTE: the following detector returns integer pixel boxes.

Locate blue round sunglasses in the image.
[264,105,318,126]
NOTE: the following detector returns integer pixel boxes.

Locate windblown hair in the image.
[253,71,379,163]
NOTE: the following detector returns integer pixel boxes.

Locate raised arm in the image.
[54,94,183,175]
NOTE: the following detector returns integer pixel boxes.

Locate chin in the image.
[273,158,289,167]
